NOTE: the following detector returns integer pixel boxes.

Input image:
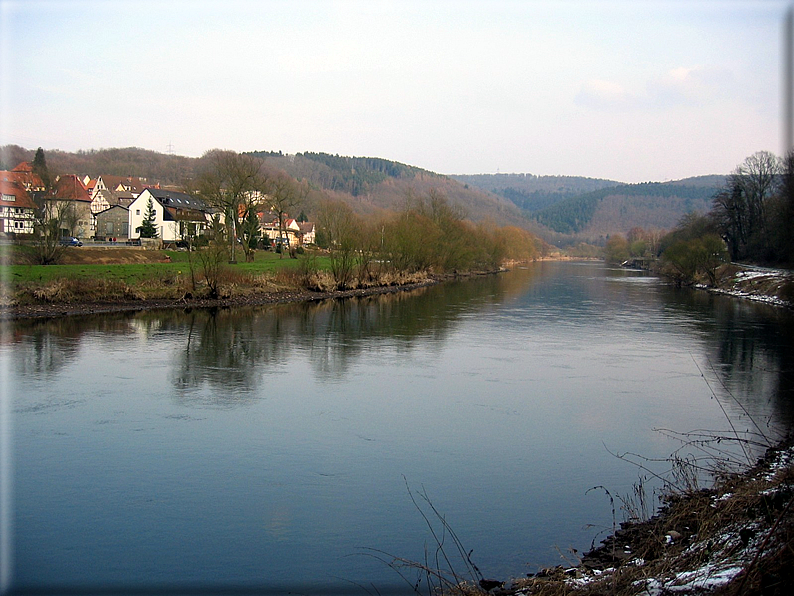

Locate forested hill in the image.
[245,151,534,228]
[247,151,430,197]
[533,177,725,238]
[1,145,198,186]
[1,144,535,230]
[452,173,620,213]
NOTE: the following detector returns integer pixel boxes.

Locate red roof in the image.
[53,175,92,202]
[0,169,45,192]
[0,180,36,209]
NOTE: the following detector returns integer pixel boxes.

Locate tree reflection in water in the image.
[5,263,793,428]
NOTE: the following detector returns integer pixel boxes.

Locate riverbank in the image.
[0,277,450,320]
[700,263,794,309]
[1,246,511,320]
[630,259,793,309]
[469,438,794,596]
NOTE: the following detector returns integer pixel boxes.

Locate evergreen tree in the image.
[32,147,51,190]
[139,198,159,238]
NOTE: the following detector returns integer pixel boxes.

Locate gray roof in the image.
[96,204,130,215]
[146,188,210,212]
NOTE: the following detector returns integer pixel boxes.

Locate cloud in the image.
[575,65,737,113]
[574,79,637,110]
[647,65,736,107]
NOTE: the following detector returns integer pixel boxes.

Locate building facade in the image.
[0,180,35,234]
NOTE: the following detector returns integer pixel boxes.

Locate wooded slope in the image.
[2,144,726,243]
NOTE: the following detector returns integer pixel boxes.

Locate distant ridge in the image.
[455,171,726,240]
[452,173,621,213]
[533,179,724,237]
[2,143,726,243]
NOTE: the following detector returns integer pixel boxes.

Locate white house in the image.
[260,216,302,246]
[128,188,212,242]
[298,221,316,245]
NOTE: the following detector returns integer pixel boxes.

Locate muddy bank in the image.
[0,278,446,321]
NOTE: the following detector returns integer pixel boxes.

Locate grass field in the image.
[0,245,328,288]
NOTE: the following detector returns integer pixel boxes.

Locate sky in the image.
[0,0,790,183]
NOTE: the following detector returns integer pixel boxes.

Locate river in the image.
[2,261,793,594]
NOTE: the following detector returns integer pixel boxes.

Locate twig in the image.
[734,494,794,594]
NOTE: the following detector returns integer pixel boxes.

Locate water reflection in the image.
[7,261,794,589]
[661,289,794,434]
[5,264,794,428]
[6,273,537,405]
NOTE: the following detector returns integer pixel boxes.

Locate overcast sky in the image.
[0,0,789,182]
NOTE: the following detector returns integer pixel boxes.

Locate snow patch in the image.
[638,564,744,595]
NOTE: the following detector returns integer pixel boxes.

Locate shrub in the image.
[661,234,727,287]
[604,234,630,264]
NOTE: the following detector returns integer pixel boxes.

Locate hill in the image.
[452,172,621,213]
[1,144,198,186]
[2,144,537,231]
[534,179,724,239]
[2,144,725,243]
[245,151,535,228]
[453,171,726,242]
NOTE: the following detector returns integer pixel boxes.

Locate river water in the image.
[3,261,793,593]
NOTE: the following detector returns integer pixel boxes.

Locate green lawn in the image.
[1,247,329,288]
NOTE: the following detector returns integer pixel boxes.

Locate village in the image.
[0,159,316,249]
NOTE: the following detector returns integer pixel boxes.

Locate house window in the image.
[136,209,140,215]
[105,222,114,235]
[2,194,14,202]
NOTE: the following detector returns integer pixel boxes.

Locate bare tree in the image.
[317,198,362,287]
[266,173,306,258]
[27,149,78,264]
[713,151,781,261]
[195,150,266,263]
[31,197,78,264]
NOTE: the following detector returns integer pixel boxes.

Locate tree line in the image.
[308,189,543,291]
[157,154,545,296]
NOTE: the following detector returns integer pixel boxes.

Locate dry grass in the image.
[503,441,794,596]
[713,264,794,305]
[276,265,431,293]
[378,438,792,596]
[19,278,147,304]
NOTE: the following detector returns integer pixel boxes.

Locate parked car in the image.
[59,236,83,247]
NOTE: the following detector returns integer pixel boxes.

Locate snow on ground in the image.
[705,264,793,308]
[508,444,794,595]
[638,564,745,595]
